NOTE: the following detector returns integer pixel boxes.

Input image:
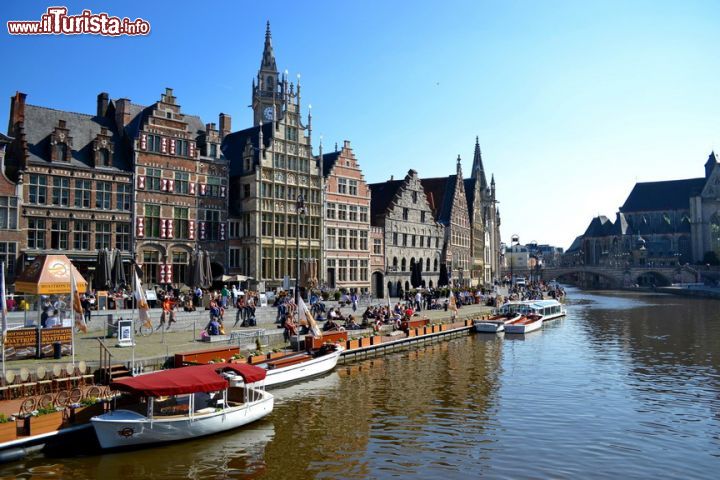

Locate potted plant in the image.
[267,348,285,360]
[26,407,66,436]
[347,337,361,350]
[70,397,104,424]
[0,414,17,442]
[333,291,341,301]
[370,333,382,345]
[230,353,246,364]
[440,323,448,332]
[359,334,372,348]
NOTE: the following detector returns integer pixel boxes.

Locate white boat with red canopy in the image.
[91,363,274,450]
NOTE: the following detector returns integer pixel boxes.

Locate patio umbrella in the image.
[111,249,127,290]
[187,250,202,288]
[95,248,112,291]
[202,250,213,288]
[438,263,449,287]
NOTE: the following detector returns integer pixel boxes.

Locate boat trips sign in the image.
[3,327,72,360]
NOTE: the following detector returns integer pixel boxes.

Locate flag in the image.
[297,297,322,338]
[1,262,7,344]
[448,291,458,319]
[134,270,152,329]
[70,267,87,333]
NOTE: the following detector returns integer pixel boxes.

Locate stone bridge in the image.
[541,265,699,289]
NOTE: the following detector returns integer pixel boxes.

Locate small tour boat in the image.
[504,314,543,334]
[247,344,344,389]
[523,299,566,322]
[474,313,522,333]
[91,363,274,450]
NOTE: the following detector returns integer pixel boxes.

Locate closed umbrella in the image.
[202,250,213,288]
[111,249,127,289]
[95,248,111,291]
[187,251,200,287]
[438,263,449,287]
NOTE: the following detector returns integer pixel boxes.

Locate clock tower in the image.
[252,21,282,126]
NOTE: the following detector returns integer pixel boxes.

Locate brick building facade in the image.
[0,132,22,282]
[320,140,371,292]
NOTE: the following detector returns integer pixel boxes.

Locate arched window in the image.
[410,257,415,269]
[99,148,111,167]
[405,281,410,291]
[434,258,438,271]
[429,280,434,288]
[426,258,430,271]
[55,143,68,161]
[711,213,720,259]
[401,258,407,271]
[266,76,274,91]
[392,257,398,268]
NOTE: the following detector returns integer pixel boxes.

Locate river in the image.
[2,287,719,479]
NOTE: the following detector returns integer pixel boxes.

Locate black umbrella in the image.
[438,263,449,287]
[95,248,111,291]
[110,249,126,290]
[187,251,200,287]
[202,250,213,288]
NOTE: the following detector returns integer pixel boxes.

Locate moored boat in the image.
[474,313,522,333]
[504,314,543,334]
[248,344,344,389]
[91,363,273,450]
[524,299,566,322]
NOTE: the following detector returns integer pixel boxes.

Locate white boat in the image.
[524,299,566,322]
[247,345,344,389]
[504,314,543,334]
[91,363,274,450]
[474,313,522,333]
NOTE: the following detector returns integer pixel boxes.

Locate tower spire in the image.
[471,136,488,189]
[261,21,277,72]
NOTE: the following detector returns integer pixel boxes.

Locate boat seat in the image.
[266,354,312,370]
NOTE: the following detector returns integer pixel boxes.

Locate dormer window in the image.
[99,148,111,167]
[166,111,172,119]
[55,142,68,162]
[210,144,217,158]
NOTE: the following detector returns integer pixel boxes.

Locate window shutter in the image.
[219,223,226,241]
[161,178,168,191]
[160,219,167,238]
[160,264,166,283]
[136,217,145,238]
[166,218,174,239]
[140,133,147,150]
[161,137,168,154]
[169,139,176,155]
[165,264,173,284]
[189,182,196,195]
[137,176,145,189]
[189,141,195,158]
[167,179,174,192]
[200,183,207,196]
[220,186,226,198]
[199,221,206,240]
[189,220,195,240]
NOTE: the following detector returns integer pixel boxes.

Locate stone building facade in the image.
[369,169,444,296]
[5,91,134,281]
[421,157,472,287]
[224,23,322,288]
[370,226,386,298]
[569,152,720,269]
[0,132,22,282]
[320,141,371,292]
[128,88,228,286]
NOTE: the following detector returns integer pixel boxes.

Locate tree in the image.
[702,251,719,266]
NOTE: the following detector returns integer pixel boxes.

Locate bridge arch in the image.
[634,270,671,287]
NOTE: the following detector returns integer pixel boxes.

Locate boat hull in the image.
[91,391,274,450]
[474,322,504,333]
[253,348,343,389]
[504,318,543,334]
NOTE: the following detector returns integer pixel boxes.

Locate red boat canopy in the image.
[110,363,267,397]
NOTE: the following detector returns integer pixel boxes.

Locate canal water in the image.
[2,287,720,479]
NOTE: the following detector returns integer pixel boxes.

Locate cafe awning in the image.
[14,255,88,294]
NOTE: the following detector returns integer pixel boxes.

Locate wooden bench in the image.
[305,331,347,350]
[174,346,241,366]
[266,354,312,370]
[401,318,429,332]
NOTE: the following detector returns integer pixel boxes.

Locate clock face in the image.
[263,106,274,121]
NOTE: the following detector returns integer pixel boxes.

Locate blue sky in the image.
[2,0,719,249]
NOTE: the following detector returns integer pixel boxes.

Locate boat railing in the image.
[97,338,115,384]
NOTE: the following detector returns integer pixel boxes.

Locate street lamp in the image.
[510,234,519,285]
[295,194,306,312]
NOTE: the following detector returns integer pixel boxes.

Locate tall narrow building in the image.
[224,23,322,288]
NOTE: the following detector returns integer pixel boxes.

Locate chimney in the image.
[8,91,27,133]
[343,140,350,149]
[114,98,131,131]
[219,113,231,139]
[97,92,109,117]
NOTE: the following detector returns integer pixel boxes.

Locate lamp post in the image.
[510,234,519,285]
[295,194,306,311]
